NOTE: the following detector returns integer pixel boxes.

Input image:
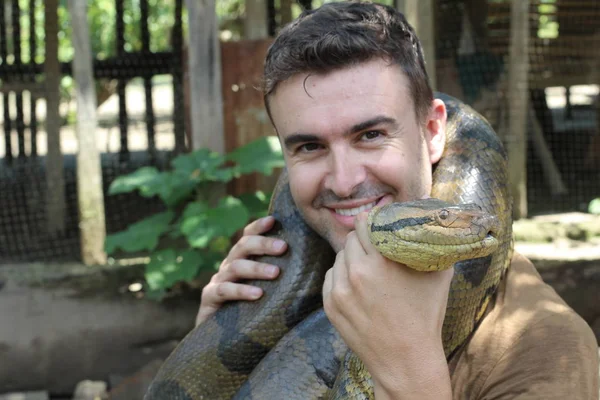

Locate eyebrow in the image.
[282,115,399,151]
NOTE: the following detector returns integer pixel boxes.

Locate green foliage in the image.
[16,1,183,63]
[11,0,186,114]
[105,136,284,298]
[589,198,600,215]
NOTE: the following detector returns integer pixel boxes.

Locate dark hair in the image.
[262,1,433,125]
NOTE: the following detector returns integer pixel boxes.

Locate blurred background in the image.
[0,0,598,398]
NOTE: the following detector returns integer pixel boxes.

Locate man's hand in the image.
[322,212,453,399]
[195,216,287,326]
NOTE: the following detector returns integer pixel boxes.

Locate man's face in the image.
[269,59,446,251]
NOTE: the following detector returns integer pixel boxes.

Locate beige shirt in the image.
[448,252,599,399]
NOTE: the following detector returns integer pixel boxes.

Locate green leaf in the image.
[171,149,233,183]
[203,249,226,271]
[589,198,600,215]
[105,211,175,254]
[227,136,285,176]
[181,196,250,248]
[156,173,198,207]
[209,236,232,254]
[107,167,192,207]
[238,191,272,218]
[108,166,160,195]
[145,249,205,291]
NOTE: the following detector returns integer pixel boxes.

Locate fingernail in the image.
[273,240,286,251]
[265,265,278,276]
[250,287,262,299]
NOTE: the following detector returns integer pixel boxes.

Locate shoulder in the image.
[479,299,599,399]
[451,252,600,399]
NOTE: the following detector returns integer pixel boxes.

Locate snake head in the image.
[366,198,500,271]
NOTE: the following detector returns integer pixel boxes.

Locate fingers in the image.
[352,211,376,255]
[323,251,353,336]
[323,251,345,300]
[243,215,276,236]
[196,217,286,326]
[229,234,287,261]
[202,281,264,305]
[196,281,265,326]
[214,259,280,284]
[323,250,349,312]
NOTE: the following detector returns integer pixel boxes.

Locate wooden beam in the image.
[0,82,46,94]
[401,0,437,90]
[528,104,568,196]
[245,0,268,40]
[68,0,107,265]
[185,0,224,153]
[44,0,66,233]
[279,0,293,27]
[507,0,530,219]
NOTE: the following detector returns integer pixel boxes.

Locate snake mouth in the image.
[367,200,502,269]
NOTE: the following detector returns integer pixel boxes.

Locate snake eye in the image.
[439,209,449,220]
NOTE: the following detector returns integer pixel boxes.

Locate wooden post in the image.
[528,104,567,196]
[507,0,530,219]
[402,0,437,90]
[245,0,268,40]
[279,0,293,27]
[44,0,66,233]
[68,0,107,265]
[185,0,224,152]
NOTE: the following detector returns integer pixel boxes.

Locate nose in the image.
[323,148,366,198]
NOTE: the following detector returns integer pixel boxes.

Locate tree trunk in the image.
[68,0,107,265]
[44,0,66,234]
[244,0,268,40]
[185,0,224,153]
[401,0,437,90]
[507,0,530,219]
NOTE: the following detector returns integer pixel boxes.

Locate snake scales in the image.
[144,92,514,399]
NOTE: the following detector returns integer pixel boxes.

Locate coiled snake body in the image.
[145,93,514,399]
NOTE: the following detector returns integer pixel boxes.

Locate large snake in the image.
[144,92,514,399]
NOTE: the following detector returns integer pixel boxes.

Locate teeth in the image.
[335,201,377,217]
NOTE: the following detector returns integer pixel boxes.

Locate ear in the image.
[425,98,447,164]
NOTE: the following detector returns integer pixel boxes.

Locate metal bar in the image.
[172,0,185,153]
[1,1,13,163]
[140,0,156,158]
[12,0,25,158]
[115,0,129,160]
[29,0,37,156]
[140,0,150,52]
[267,0,276,36]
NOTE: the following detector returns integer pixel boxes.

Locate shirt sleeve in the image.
[477,312,599,400]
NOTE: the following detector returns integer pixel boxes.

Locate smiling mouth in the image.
[334,200,379,217]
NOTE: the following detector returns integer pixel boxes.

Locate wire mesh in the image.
[0,0,598,264]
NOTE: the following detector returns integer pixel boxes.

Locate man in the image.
[196,2,599,398]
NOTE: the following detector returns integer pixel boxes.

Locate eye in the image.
[298,143,322,153]
[361,130,383,141]
[439,209,449,220]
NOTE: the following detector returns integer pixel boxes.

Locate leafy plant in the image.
[105,136,285,298]
[589,198,600,215]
